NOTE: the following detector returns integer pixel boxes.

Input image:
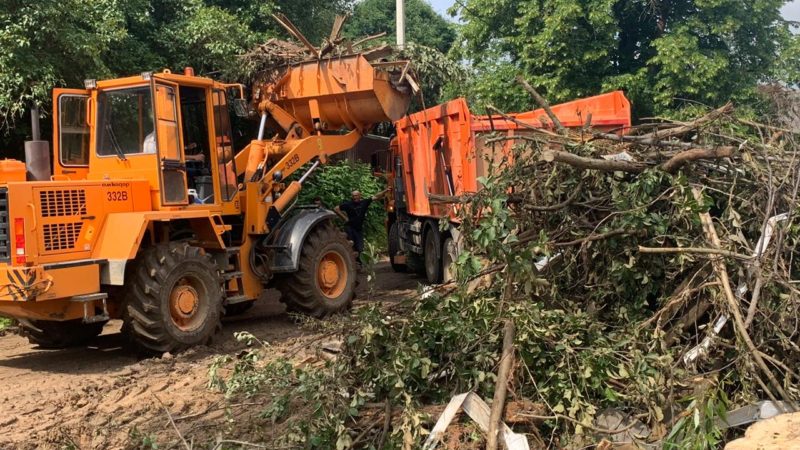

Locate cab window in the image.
[213,89,237,202]
[96,86,155,157]
[59,95,89,166]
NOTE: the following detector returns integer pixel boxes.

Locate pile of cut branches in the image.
[210,89,799,449]
[237,14,421,105]
[434,84,800,447]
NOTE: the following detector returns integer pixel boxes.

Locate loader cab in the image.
[52,69,243,214]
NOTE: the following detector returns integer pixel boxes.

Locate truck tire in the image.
[424,226,443,284]
[442,236,457,283]
[388,222,407,272]
[20,319,105,349]
[123,242,223,354]
[277,222,356,318]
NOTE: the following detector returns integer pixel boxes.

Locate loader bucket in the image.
[267,54,411,132]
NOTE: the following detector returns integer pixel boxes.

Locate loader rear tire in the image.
[123,242,223,354]
[277,222,356,318]
[20,319,105,349]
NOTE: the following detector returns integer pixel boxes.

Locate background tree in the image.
[0,0,355,155]
[346,0,456,54]
[452,0,799,116]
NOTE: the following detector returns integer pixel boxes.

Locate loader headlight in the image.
[273,171,283,182]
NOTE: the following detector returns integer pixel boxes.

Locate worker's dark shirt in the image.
[339,198,372,232]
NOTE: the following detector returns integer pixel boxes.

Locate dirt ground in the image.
[0,260,421,449]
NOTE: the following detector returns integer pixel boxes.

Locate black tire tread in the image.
[388,222,407,273]
[124,242,223,354]
[424,225,443,284]
[276,222,356,318]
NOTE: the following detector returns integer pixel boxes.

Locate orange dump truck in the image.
[385,92,632,283]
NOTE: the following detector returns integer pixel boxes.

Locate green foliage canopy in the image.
[346,0,456,54]
[452,0,800,115]
[296,160,387,249]
[0,0,125,127]
[0,0,354,136]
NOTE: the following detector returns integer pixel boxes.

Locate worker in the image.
[335,189,388,265]
[143,132,204,162]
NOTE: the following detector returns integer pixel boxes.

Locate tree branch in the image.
[515,76,566,134]
[637,102,733,140]
[541,150,647,173]
[637,245,751,260]
[659,146,735,173]
[487,319,515,450]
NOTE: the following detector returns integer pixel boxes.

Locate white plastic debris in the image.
[422,392,529,450]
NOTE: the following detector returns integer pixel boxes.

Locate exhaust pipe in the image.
[24,105,51,181]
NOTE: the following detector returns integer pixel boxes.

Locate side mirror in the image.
[232,98,250,118]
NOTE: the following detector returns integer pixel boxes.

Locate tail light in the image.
[14,218,25,264]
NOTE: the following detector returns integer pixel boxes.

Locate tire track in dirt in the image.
[0,261,420,449]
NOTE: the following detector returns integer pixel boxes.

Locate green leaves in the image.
[296,160,387,249]
[453,0,797,117]
[346,0,456,54]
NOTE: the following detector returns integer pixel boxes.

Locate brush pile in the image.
[349,91,799,447]
[424,86,800,447]
[211,85,799,448]
[238,14,421,105]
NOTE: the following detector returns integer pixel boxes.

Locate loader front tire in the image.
[123,242,223,354]
[277,222,356,318]
[20,319,105,349]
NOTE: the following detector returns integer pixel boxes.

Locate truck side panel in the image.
[389,92,632,280]
[394,99,475,221]
[393,92,632,221]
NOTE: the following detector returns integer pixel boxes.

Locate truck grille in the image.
[0,188,8,263]
[43,222,84,251]
[39,189,87,217]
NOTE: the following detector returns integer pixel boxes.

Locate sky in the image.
[426,0,800,22]
[784,0,800,21]
[427,0,455,17]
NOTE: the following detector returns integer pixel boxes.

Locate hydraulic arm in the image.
[235,53,413,234]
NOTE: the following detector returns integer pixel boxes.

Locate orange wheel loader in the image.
[0,55,411,352]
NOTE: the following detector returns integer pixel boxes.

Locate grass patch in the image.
[0,317,13,331]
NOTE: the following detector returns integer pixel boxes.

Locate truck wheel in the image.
[442,237,457,283]
[424,226,443,284]
[277,222,356,318]
[20,319,105,349]
[124,242,223,354]
[388,222,407,272]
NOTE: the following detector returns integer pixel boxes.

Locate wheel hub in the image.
[173,285,198,315]
[320,260,339,287]
[169,278,202,330]
[317,251,347,299]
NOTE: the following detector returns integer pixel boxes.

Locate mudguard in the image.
[269,208,337,273]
